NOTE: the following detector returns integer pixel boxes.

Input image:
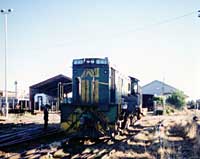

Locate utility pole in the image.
[14,81,17,99]
[162,77,165,112]
[14,81,17,110]
[1,9,13,118]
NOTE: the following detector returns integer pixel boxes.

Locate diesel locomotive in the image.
[60,57,142,137]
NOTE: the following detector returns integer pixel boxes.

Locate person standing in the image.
[43,106,49,130]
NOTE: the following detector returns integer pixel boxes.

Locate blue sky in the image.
[0,0,200,99]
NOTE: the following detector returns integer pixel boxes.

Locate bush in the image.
[165,105,175,115]
[166,91,186,109]
[153,96,164,105]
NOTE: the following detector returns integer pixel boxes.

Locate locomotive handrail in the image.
[97,81,109,85]
[62,82,72,86]
[58,80,108,85]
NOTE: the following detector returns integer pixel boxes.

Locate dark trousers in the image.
[44,120,48,129]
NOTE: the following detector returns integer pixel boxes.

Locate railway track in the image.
[1,112,199,158]
[0,125,61,148]
[2,134,111,159]
[2,117,159,158]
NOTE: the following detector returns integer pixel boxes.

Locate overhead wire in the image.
[109,11,197,40]
[32,10,197,50]
[131,11,196,32]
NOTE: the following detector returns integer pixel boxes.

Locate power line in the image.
[143,11,196,29]
[30,10,197,50]
[110,11,196,39]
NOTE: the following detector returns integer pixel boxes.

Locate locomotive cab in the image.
[129,77,143,119]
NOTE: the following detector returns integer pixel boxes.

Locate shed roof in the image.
[30,74,72,97]
[142,80,178,96]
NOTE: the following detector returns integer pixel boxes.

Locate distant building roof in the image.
[0,90,16,97]
[142,80,179,96]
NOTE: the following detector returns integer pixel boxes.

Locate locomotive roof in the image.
[73,57,109,66]
[72,57,139,81]
[73,57,108,61]
[129,76,140,82]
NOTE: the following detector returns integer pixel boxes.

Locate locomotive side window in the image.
[110,68,116,103]
[128,83,131,92]
[133,83,138,94]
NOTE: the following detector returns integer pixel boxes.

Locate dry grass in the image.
[192,125,200,158]
[2,110,200,159]
[168,120,197,139]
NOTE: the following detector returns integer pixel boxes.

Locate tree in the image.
[166,91,186,109]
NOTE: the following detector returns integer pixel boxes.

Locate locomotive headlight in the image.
[91,60,95,64]
[86,60,90,64]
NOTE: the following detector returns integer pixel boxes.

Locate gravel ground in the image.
[1,109,200,159]
[0,111,60,125]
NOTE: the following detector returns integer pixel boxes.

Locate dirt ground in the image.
[0,111,60,125]
[1,109,200,159]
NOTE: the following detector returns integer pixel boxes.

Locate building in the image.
[142,80,183,110]
[0,89,29,113]
[0,90,18,110]
[29,74,72,113]
[142,80,178,96]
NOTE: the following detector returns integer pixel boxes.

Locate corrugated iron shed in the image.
[29,74,72,113]
[142,80,178,96]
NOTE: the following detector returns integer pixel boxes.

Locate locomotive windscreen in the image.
[73,58,108,65]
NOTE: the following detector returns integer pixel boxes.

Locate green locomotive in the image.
[60,57,142,137]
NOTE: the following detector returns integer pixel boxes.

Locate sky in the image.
[0,0,199,100]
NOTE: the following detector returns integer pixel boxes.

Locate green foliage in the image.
[153,96,164,105]
[166,91,186,109]
[165,105,175,115]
